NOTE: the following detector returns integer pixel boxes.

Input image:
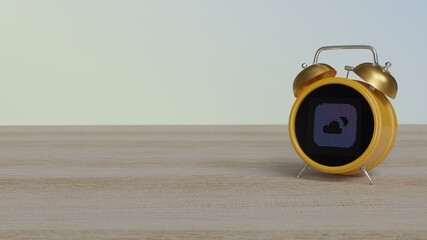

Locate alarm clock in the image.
[289,45,398,184]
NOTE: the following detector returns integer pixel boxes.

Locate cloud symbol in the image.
[323,121,342,134]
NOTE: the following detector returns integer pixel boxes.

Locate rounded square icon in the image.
[313,103,358,148]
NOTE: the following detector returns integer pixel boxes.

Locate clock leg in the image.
[296,164,309,178]
[360,165,374,185]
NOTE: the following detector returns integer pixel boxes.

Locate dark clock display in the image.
[294,84,374,166]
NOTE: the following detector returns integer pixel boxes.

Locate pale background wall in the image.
[0,0,425,125]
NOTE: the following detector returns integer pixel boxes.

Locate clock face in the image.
[294,84,374,166]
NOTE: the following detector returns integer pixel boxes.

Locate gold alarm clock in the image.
[289,45,398,184]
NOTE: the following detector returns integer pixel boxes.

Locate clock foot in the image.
[360,166,374,185]
[296,164,309,178]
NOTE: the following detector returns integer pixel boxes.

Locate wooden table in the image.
[0,125,426,239]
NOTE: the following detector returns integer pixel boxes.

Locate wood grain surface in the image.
[0,125,426,239]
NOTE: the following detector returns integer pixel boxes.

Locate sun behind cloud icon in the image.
[313,103,358,148]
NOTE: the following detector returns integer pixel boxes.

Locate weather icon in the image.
[322,116,349,134]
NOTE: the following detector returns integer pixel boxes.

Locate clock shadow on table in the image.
[269,158,375,183]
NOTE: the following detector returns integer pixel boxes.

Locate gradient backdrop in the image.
[1,0,426,125]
